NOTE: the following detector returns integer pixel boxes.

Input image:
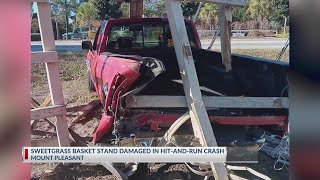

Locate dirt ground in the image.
[31,50,289,180]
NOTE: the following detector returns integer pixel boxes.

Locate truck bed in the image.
[106,47,289,97]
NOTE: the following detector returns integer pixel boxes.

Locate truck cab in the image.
[83,18,201,53]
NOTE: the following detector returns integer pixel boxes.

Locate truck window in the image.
[143,23,164,48]
[105,21,197,51]
[107,24,143,50]
[164,23,198,48]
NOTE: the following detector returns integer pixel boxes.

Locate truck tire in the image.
[87,74,96,92]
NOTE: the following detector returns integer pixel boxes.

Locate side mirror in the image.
[82,41,92,50]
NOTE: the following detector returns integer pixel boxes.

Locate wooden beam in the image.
[219,5,232,71]
[125,96,289,109]
[71,100,100,124]
[40,94,52,107]
[31,97,40,108]
[31,95,54,130]
[165,1,228,179]
[36,1,70,147]
[130,0,143,18]
[192,0,245,6]
[31,51,58,64]
[31,105,65,120]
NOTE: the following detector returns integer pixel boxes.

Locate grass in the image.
[31,51,96,107]
[232,49,289,62]
[31,49,289,106]
[274,33,289,38]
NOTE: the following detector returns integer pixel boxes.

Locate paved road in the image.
[31,38,288,52]
[31,41,83,52]
[201,38,289,50]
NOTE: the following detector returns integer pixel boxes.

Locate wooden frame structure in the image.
[164,0,245,179]
[126,96,289,109]
[31,0,70,147]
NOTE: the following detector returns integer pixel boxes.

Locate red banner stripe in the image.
[24,149,28,160]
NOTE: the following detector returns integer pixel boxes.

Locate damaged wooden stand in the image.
[163,0,247,179]
[30,1,131,179]
[31,0,70,147]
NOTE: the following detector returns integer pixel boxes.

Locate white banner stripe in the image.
[22,147,227,163]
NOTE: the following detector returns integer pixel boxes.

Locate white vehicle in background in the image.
[62,27,90,40]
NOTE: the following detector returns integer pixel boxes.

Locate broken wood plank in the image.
[68,128,89,147]
[40,94,52,107]
[31,105,65,120]
[219,5,232,71]
[125,96,289,109]
[71,100,100,124]
[31,97,40,108]
[31,95,54,130]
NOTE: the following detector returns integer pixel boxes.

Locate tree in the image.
[232,0,251,22]
[50,0,80,39]
[247,0,274,30]
[76,0,98,28]
[144,0,165,17]
[120,3,130,19]
[93,0,122,20]
[270,0,289,33]
[181,1,200,19]
[199,4,219,30]
[144,0,199,18]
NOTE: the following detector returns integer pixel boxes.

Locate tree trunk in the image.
[65,0,68,40]
[258,16,263,30]
[283,16,287,34]
[55,17,59,40]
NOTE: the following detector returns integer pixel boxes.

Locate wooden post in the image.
[219,5,232,71]
[33,1,70,147]
[130,0,143,18]
[165,0,229,179]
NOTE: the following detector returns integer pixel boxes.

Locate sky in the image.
[31,2,75,24]
[32,3,37,13]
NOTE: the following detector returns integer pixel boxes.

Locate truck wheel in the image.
[88,74,96,92]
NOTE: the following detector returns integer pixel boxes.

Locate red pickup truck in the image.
[82,18,289,144]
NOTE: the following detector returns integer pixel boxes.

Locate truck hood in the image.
[88,53,165,143]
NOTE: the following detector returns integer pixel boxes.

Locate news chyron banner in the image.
[22,147,227,163]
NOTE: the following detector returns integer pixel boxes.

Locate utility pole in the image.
[64,0,68,40]
[55,16,59,40]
